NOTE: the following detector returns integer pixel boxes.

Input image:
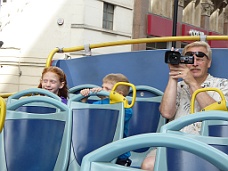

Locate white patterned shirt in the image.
[174,74,228,134]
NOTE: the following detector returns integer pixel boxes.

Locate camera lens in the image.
[165,51,181,64]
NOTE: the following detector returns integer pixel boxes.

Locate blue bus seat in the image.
[0,96,72,171]
[154,110,228,171]
[69,84,100,103]
[7,88,61,104]
[128,85,166,137]
[7,88,61,113]
[69,84,99,95]
[128,85,164,97]
[126,85,166,168]
[201,120,228,137]
[67,97,125,171]
[79,132,228,171]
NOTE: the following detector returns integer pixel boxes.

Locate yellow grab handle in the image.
[0,96,6,132]
[190,87,227,114]
[110,82,136,108]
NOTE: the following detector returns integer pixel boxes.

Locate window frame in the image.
[103,2,114,30]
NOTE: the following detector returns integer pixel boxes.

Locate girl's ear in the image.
[59,82,65,89]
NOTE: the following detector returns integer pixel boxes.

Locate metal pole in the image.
[172,0,179,47]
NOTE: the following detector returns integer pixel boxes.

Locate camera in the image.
[165,51,194,65]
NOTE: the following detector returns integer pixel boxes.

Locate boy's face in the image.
[102,82,114,92]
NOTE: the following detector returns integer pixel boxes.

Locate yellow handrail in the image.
[45,35,228,67]
[110,82,136,108]
[1,35,227,99]
[0,96,6,132]
[0,93,15,99]
[190,87,227,114]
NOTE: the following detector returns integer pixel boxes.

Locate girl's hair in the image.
[38,66,68,98]
[182,41,212,60]
[103,73,130,96]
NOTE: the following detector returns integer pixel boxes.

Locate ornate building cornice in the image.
[178,0,184,7]
[201,0,214,16]
[224,6,228,23]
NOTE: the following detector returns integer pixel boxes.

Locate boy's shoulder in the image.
[93,98,110,104]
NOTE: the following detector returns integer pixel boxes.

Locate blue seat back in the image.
[201,120,228,137]
[164,141,228,171]
[166,144,228,171]
[209,125,228,137]
[4,120,64,171]
[72,108,119,165]
[67,100,124,171]
[69,84,99,95]
[7,88,61,114]
[68,84,100,103]
[15,105,56,113]
[129,101,161,137]
[7,88,61,104]
[155,111,228,171]
[128,85,165,138]
[79,132,228,171]
[0,96,72,171]
[125,86,165,168]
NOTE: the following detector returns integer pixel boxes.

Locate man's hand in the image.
[169,64,194,83]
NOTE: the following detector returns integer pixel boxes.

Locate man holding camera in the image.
[141,41,228,171]
[160,41,228,132]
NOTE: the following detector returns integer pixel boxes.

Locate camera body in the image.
[165,51,194,65]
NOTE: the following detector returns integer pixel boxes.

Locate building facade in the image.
[0,0,227,93]
[132,0,228,51]
[0,0,134,93]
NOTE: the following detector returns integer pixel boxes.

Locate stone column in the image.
[200,0,214,29]
[131,0,150,51]
[175,0,184,48]
[224,7,228,35]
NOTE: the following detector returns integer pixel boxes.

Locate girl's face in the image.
[40,71,64,95]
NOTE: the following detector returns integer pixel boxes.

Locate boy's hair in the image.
[38,66,68,98]
[103,73,130,96]
[182,41,212,60]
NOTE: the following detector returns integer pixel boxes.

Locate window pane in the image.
[107,4,114,13]
[103,2,114,30]
[103,3,107,12]
[146,42,167,50]
[107,13,113,21]
[107,21,113,30]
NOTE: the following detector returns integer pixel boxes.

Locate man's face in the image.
[185,46,211,79]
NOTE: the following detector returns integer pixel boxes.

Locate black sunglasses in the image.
[184,51,208,58]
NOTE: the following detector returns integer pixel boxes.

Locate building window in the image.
[146,42,167,50]
[103,2,114,30]
[181,42,188,48]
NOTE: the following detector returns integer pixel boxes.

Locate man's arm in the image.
[188,82,216,109]
[159,76,178,120]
